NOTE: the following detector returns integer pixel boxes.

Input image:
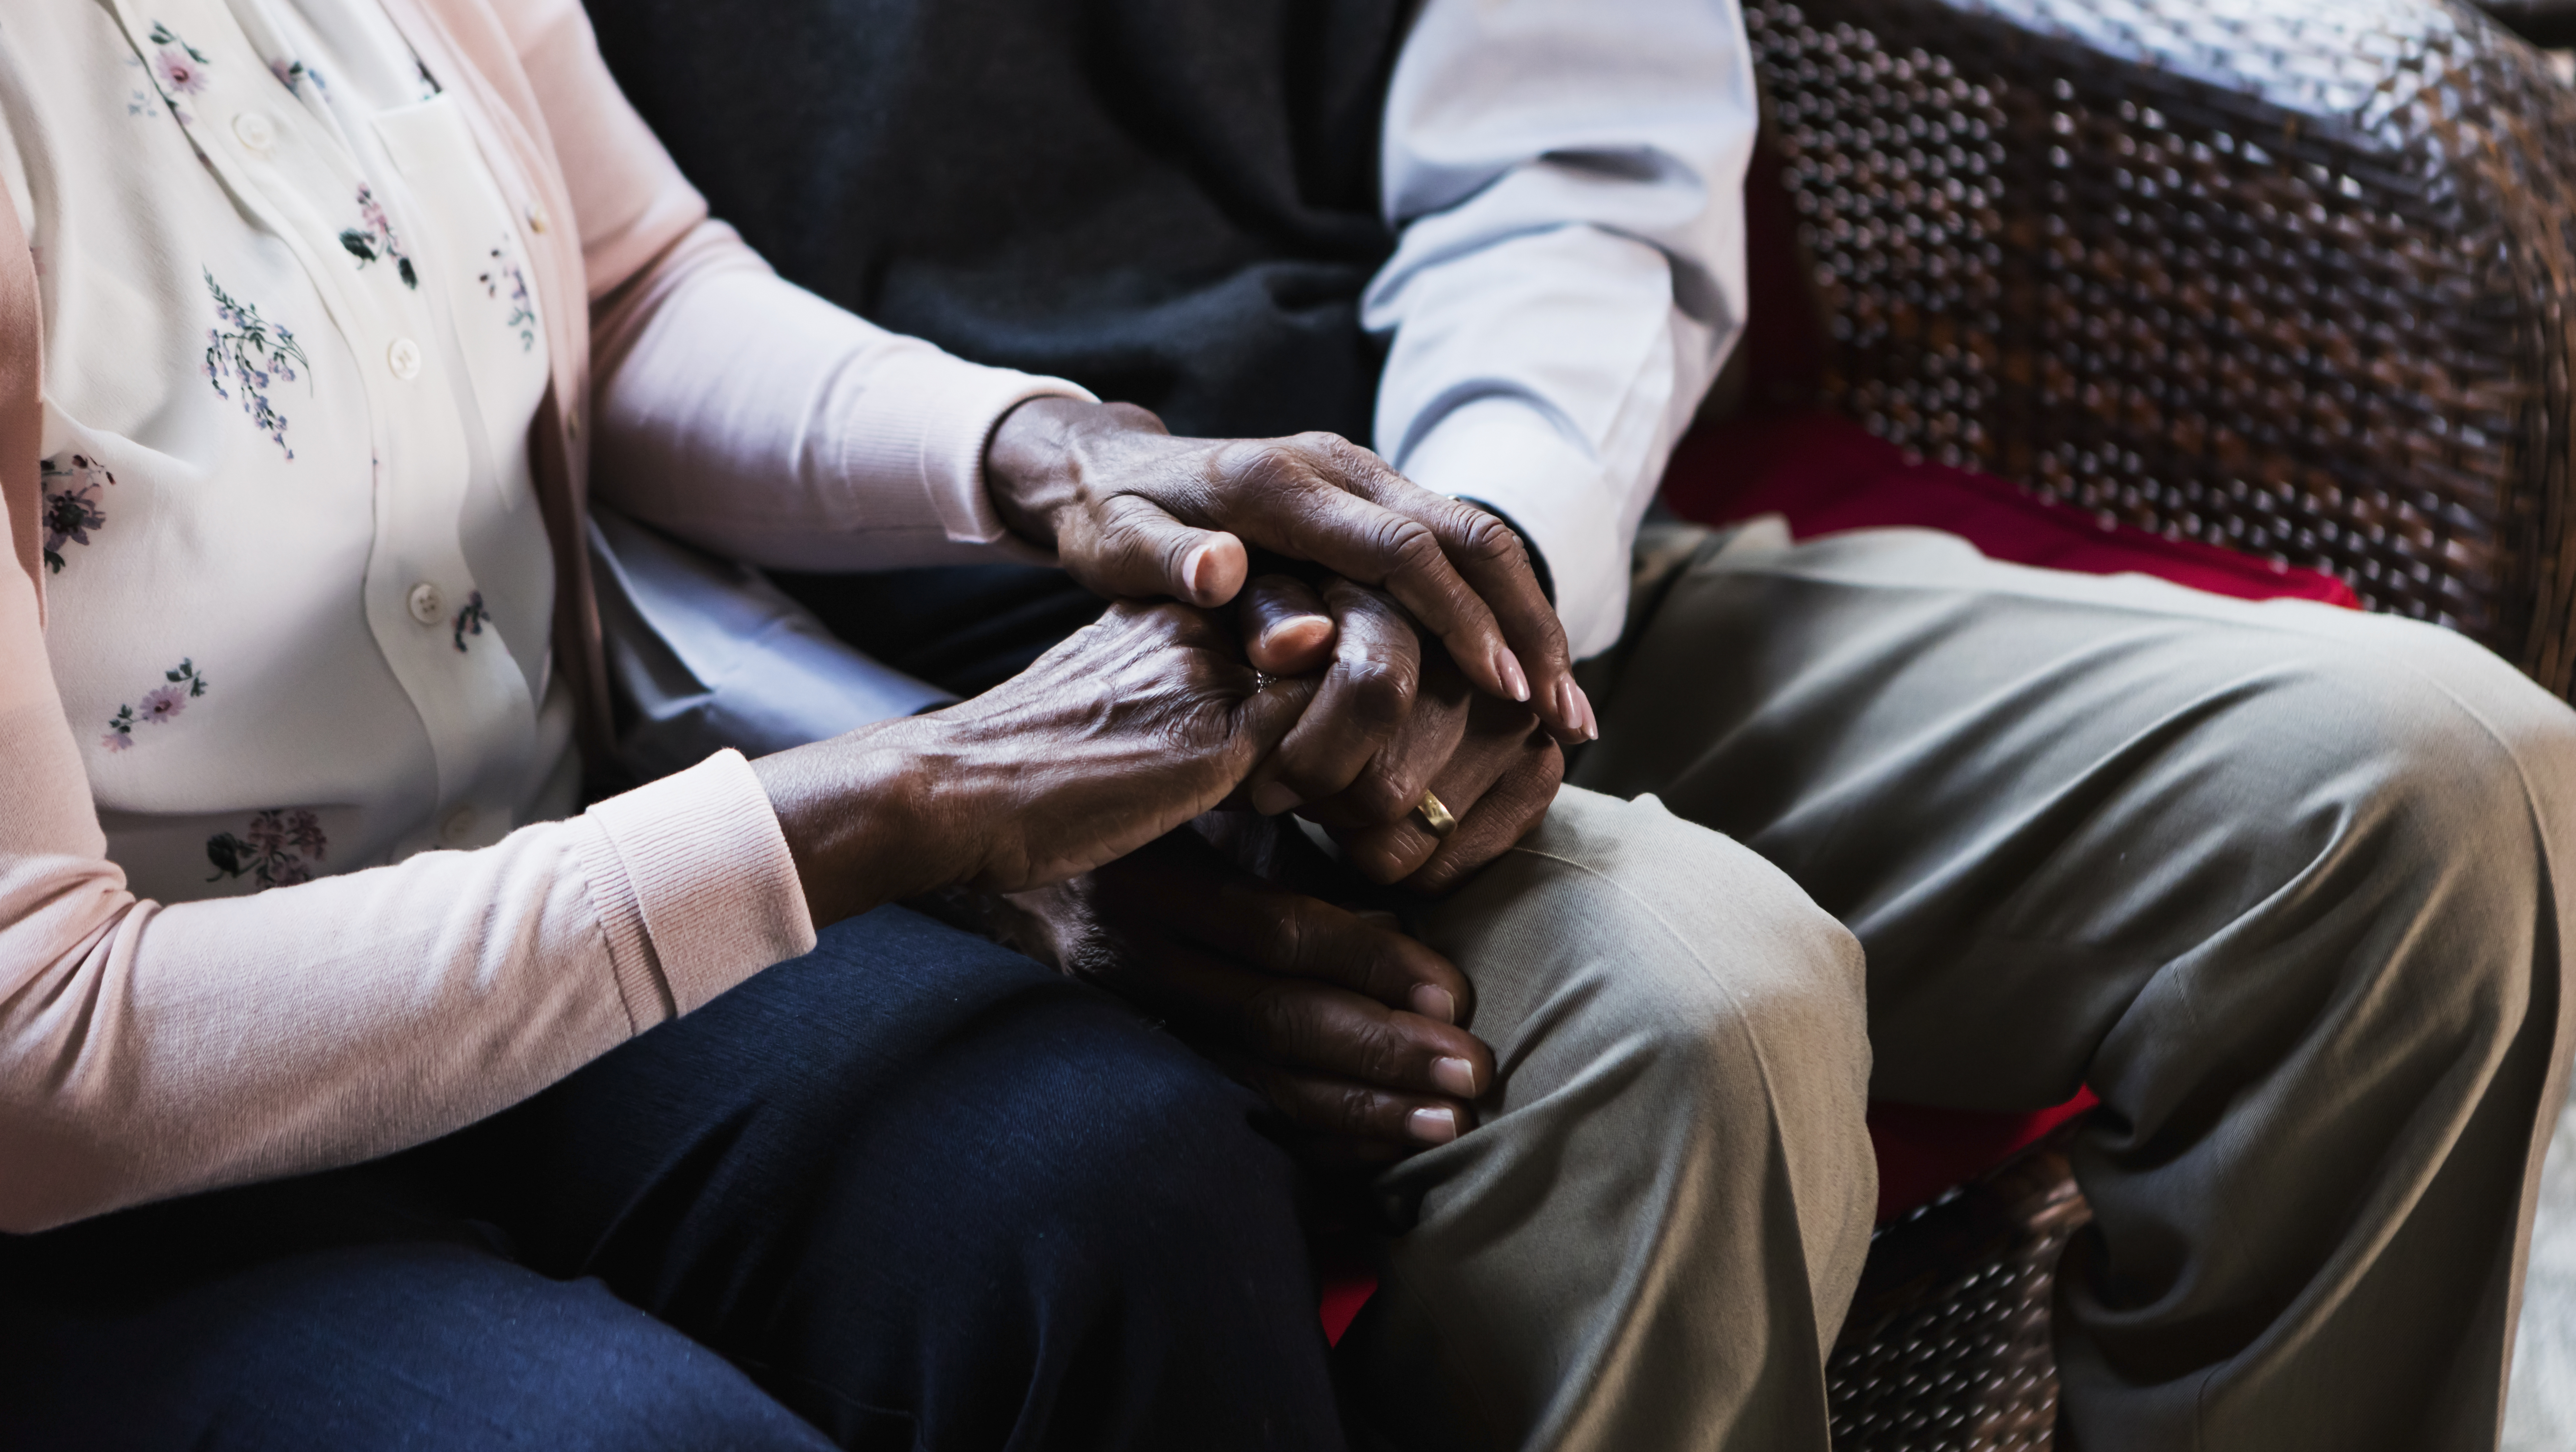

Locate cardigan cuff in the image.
[834,349,1095,553]
[576,747,816,1022]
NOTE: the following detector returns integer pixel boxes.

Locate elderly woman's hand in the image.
[753,601,1315,925]
[983,396,1596,747]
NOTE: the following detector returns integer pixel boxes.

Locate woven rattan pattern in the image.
[1745,0,2576,694]
[1826,1147,2092,1451]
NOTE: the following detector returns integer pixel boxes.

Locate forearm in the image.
[0,751,811,1232]
[588,220,1091,572]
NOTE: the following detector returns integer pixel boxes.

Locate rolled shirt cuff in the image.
[576,747,816,1021]
[1396,395,1633,659]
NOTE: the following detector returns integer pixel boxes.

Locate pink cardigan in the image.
[0,0,1036,1230]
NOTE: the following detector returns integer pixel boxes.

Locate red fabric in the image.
[1660,411,2360,609]
[1864,1093,2101,1225]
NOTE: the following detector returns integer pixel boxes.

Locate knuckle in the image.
[1338,657,1416,731]
[1452,510,1524,568]
[1382,519,1447,576]
[1241,984,1309,1056]
[1347,767,1413,825]
[1328,1083,1384,1139]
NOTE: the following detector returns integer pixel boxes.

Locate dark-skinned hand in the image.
[983,396,1598,747]
[1232,572,1565,892]
[985,818,1493,1165]
[753,601,1316,926]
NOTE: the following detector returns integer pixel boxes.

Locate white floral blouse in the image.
[2,0,569,901]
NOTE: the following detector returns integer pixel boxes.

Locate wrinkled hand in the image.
[754,601,1315,925]
[992,821,1493,1162]
[1231,573,1564,892]
[984,396,1596,746]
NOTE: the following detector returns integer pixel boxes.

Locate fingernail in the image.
[1407,1107,1460,1145]
[1573,680,1601,741]
[1184,543,1222,602]
[1410,983,1456,1024]
[1259,613,1333,657]
[1494,646,1531,703]
[1249,781,1304,816]
[1431,1056,1478,1098]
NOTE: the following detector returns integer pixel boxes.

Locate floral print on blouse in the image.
[38,452,114,574]
[206,807,327,889]
[0,0,562,901]
[101,659,210,754]
[201,268,310,457]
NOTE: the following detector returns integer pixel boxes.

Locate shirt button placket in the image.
[231,111,276,154]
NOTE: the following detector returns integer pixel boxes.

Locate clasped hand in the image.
[755,398,1579,1159]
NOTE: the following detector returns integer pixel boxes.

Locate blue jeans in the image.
[0,908,1343,1450]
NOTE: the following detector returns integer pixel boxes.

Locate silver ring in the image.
[1253,671,1278,692]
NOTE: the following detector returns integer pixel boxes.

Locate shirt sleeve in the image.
[587,220,1094,572]
[1364,0,1758,657]
[0,479,814,1234]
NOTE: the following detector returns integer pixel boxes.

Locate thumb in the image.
[1077,494,1248,606]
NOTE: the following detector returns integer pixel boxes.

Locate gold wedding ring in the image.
[1414,788,1460,839]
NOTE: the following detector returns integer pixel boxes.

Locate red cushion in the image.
[1661,411,2359,609]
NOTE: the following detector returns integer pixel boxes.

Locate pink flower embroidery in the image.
[155,48,207,95]
[99,659,207,753]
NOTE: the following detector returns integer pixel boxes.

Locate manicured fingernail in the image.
[1260,613,1333,657]
[1493,646,1531,703]
[1432,1056,1478,1097]
[1407,1107,1460,1145]
[1573,680,1600,741]
[1410,983,1457,1024]
[1184,543,1222,602]
[1249,781,1303,816]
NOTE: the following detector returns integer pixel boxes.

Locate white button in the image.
[439,806,479,846]
[386,337,423,380]
[525,203,550,234]
[407,581,444,625]
[231,111,276,152]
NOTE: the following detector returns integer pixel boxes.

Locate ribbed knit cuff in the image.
[834,348,1095,550]
[577,748,816,1021]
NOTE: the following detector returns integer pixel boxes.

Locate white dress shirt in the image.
[1370,0,1758,657]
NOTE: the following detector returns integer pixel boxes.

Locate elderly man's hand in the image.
[989,821,1493,1161]
[985,396,1597,747]
[1232,573,1564,892]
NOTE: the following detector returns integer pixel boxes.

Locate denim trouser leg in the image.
[0,906,1342,1451]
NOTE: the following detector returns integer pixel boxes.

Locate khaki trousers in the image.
[1337,523,2576,1452]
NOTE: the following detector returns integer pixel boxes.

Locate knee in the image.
[1424,785,1872,1136]
[994,1008,1307,1281]
[2224,623,2576,889]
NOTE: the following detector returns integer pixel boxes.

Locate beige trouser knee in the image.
[1343,522,2576,1452]
[1334,784,1877,1452]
